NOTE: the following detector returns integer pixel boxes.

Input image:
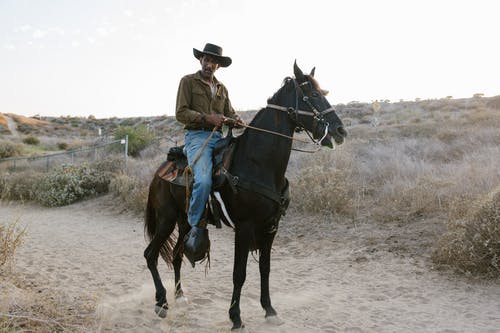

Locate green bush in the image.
[34,164,112,207]
[432,187,500,277]
[0,140,22,158]
[113,125,154,157]
[57,142,68,150]
[22,135,40,145]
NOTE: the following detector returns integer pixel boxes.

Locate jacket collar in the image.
[195,71,220,87]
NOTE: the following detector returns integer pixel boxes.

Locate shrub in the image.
[109,173,148,214]
[34,164,113,207]
[57,142,69,150]
[0,140,22,158]
[432,187,500,277]
[0,171,43,201]
[292,166,353,216]
[0,219,25,268]
[113,125,154,157]
[290,149,354,217]
[22,135,40,145]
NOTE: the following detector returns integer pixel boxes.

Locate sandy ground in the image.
[1,198,499,333]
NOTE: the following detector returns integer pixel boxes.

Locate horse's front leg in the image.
[229,222,252,330]
[259,230,283,325]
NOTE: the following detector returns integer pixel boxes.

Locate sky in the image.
[1,0,499,118]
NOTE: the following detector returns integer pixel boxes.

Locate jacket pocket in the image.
[192,87,207,110]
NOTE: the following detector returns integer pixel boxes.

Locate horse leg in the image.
[258,231,283,325]
[172,220,190,301]
[229,222,253,330]
[144,211,176,318]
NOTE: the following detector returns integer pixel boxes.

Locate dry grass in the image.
[108,157,163,215]
[0,219,94,332]
[0,114,8,128]
[0,219,25,269]
[0,276,95,333]
[0,114,10,135]
[432,186,500,277]
[1,96,499,278]
[7,113,48,126]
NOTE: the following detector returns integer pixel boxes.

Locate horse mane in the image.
[307,75,321,91]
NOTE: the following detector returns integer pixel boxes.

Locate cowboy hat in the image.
[193,43,232,67]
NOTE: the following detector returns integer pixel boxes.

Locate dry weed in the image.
[7,113,48,126]
[0,278,95,332]
[432,186,500,277]
[0,219,25,269]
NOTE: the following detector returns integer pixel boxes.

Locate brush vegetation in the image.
[1,95,499,279]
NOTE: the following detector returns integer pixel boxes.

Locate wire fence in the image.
[0,137,128,173]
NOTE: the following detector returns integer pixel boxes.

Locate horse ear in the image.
[310,67,316,77]
[294,60,306,82]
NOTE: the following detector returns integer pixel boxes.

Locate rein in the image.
[234,77,335,152]
[239,122,310,144]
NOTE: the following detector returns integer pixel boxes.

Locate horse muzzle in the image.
[321,125,347,148]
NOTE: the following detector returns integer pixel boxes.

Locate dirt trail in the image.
[4,115,20,137]
[1,199,499,332]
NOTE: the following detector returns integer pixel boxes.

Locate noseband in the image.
[266,77,335,145]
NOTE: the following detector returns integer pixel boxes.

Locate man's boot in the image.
[183,225,210,267]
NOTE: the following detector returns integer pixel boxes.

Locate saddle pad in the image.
[158,161,179,182]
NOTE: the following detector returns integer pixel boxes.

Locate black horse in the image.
[144,61,347,330]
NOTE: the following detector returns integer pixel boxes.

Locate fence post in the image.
[124,135,128,168]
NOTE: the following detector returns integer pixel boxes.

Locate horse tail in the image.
[144,175,177,268]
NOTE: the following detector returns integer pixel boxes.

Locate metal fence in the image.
[0,137,128,173]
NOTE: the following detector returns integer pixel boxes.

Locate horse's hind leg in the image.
[144,211,176,317]
[172,219,190,301]
[258,231,283,325]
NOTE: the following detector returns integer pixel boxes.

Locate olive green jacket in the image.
[175,71,237,129]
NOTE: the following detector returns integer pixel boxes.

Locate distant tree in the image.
[113,125,154,157]
[23,135,40,145]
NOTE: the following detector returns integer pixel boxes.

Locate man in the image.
[176,43,242,264]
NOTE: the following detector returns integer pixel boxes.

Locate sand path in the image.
[1,199,499,332]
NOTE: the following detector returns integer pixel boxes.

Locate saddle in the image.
[157,132,238,228]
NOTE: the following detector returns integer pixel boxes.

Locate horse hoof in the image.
[175,295,189,305]
[231,324,248,332]
[266,315,284,326]
[154,304,168,318]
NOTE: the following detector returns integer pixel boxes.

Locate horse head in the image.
[268,61,347,148]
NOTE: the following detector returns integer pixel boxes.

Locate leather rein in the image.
[242,77,336,152]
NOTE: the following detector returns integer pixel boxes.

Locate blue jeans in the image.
[183,130,222,227]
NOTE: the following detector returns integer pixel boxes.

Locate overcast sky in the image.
[1,0,498,118]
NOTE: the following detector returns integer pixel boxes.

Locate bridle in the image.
[266,77,336,146]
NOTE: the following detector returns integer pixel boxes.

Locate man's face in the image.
[200,55,220,80]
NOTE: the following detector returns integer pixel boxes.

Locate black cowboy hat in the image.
[193,43,232,67]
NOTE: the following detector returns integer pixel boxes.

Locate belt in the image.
[185,126,221,132]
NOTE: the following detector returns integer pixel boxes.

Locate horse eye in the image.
[311,92,319,98]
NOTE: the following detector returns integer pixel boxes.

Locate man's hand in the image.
[224,117,246,129]
[204,114,227,128]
